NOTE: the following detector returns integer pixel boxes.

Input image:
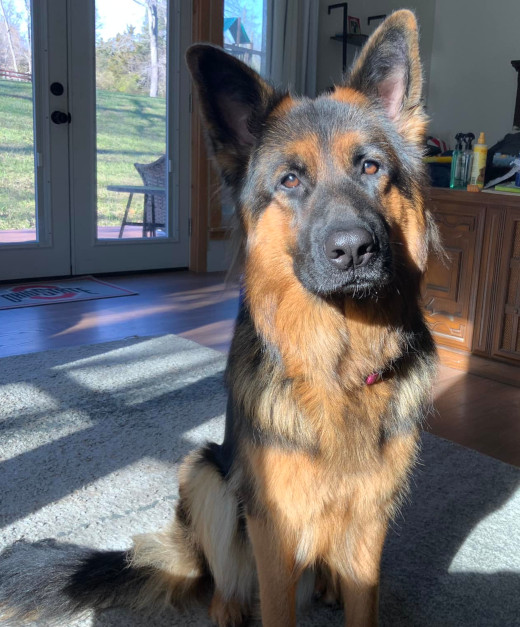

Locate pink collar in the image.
[365,372,381,385]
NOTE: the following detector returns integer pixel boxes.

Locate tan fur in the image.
[331,86,370,107]
[130,512,205,608]
[130,451,255,622]
[177,452,255,605]
[330,131,366,168]
[239,430,417,626]
[245,434,417,567]
[246,516,298,627]
[209,590,248,627]
[271,93,296,117]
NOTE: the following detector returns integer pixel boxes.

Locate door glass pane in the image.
[221,1,267,230]
[0,0,36,244]
[224,0,267,74]
[95,0,167,240]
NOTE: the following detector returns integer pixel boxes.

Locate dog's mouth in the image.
[316,261,393,298]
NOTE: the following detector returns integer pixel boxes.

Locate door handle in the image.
[51,111,71,124]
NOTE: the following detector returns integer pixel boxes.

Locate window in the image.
[223,0,267,75]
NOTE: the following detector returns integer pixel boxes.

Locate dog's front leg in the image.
[246,515,297,627]
[342,579,379,627]
[338,518,387,627]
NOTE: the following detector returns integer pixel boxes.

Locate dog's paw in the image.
[209,590,248,627]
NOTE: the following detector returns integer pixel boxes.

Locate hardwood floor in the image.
[429,364,520,467]
[0,270,518,466]
[0,270,239,357]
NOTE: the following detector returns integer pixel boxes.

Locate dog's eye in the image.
[281,173,301,188]
[363,161,379,175]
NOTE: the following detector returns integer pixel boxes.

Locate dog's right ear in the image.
[186,45,279,188]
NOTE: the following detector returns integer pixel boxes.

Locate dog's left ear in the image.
[347,10,425,144]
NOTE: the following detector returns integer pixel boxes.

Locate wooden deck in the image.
[0,225,146,243]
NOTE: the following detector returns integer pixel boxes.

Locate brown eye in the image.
[363,160,379,175]
[281,173,300,188]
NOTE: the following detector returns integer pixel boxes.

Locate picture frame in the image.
[348,16,361,34]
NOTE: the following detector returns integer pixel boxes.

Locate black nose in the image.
[324,227,377,270]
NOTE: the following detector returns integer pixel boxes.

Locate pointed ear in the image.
[347,10,425,144]
[186,44,279,187]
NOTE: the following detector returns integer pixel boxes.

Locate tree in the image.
[22,0,30,72]
[96,26,149,94]
[134,0,159,97]
[0,0,31,74]
[95,0,166,97]
[0,0,18,71]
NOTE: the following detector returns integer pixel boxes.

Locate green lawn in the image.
[0,79,166,230]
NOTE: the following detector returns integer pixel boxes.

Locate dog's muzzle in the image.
[293,215,392,297]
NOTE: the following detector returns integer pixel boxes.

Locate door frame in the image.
[189,0,223,272]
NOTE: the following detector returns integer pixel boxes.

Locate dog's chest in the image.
[246,430,416,564]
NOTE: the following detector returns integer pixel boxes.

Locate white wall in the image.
[427,0,519,147]
[316,0,520,149]
[316,0,365,93]
[316,0,436,99]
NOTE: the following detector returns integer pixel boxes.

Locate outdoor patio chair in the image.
[119,155,167,237]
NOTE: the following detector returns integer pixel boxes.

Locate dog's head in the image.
[187,10,436,299]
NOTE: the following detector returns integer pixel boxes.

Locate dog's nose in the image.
[324,227,377,270]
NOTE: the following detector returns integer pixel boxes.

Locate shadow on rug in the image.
[0,335,518,626]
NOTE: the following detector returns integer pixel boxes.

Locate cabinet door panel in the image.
[492,210,520,363]
[472,209,504,355]
[423,202,485,351]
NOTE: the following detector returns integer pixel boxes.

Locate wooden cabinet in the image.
[491,208,520,363]
[424,189,520,384]
[424,199,485,351]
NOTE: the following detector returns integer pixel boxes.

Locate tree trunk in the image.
[147,1,158,97]
[24,0,31,73]
[0,0,19,72]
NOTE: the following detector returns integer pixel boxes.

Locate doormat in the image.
[0,276,137,310]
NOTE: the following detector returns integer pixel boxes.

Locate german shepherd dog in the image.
[0,10,440,627]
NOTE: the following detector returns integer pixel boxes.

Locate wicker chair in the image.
[120,155,167,237]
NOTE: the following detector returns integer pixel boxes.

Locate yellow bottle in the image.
[469,132,488,188]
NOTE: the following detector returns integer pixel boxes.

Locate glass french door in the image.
[0,0,190,281]
[0,0,71,279]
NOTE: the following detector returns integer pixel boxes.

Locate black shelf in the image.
[331,33,368,47]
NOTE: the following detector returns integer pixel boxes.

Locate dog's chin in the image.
[295,262,393,300]
[324,276,392,299]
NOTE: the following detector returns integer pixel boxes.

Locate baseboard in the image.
[437,346,520,387]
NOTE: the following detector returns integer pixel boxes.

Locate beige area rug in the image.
[0,334,519,626]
